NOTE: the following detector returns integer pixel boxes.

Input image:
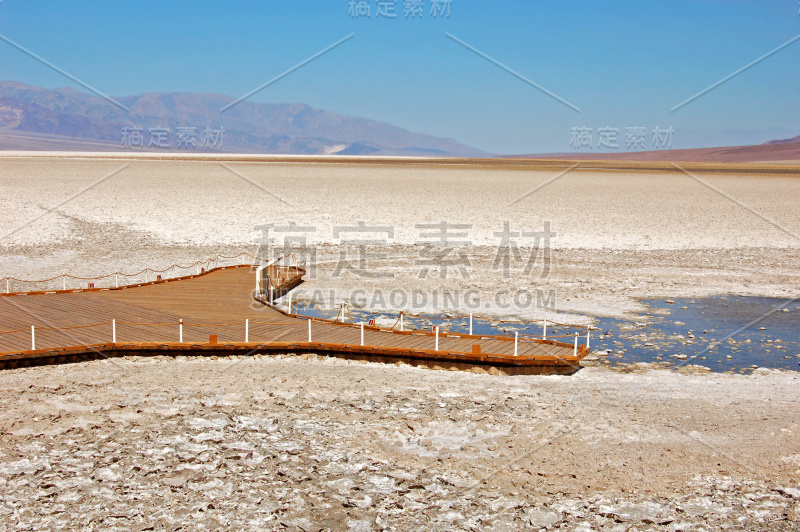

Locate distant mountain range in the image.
[1,81,797,161]
[0,81,486,156]
[764,134,800,145]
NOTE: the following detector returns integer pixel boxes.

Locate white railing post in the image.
[573,332,578,357]
[469,312,473,335]
[62,275,66,291]
[179,319,183,343]
[308,319,312,343]
[115,273,118,288]
[360,322,364,346]
[543,318,547,341]
[196,263,200,275]
[514,332,518,356]
[587,328,591,349]
[245,319,249,342]
[112,319,116,343]
[270,286,274,303]
[6,279,9,294]
[435,326,439,351]
[30,325,35,350]
[400,312,404,331]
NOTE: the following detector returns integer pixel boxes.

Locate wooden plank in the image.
[0,266,581,366]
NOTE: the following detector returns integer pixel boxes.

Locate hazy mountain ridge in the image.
[764,134,800,145]
[0,82,485,156]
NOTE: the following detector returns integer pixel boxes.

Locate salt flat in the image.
[1,154,799,319]
[0,356,798,529]
[1,154,799,529]
[2,155,799,250]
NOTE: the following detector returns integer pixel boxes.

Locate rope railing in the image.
[288,314,590,350]
[270,301,593,350]
[0,251,281,294]
[110,320,302,329]
[0,319,322,338]
[0,252,590,356]
[287,304,591,334]
[0,316,588,353]
[399,310,587,329]
[289,303,588,330]
[0,322,111,336]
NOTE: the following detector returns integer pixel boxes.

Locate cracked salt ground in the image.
[396,420,509,459]
[0,356,798,530]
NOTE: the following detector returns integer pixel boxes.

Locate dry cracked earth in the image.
[0,355,798,531]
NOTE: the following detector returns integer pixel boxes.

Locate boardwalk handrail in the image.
[0,317,589,360]
[1,252,273,295]
[254,254,306,300]
[260,297,591,354]
[400,310,590,329]
[0,263,255,297]
[279,301,591,331]
[0,318,581,342]
[0,264,589,372]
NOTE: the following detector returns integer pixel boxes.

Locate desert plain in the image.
[0,153,799,530]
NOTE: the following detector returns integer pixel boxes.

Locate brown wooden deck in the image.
[0,265,587,374]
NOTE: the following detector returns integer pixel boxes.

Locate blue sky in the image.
[0,0,798,154]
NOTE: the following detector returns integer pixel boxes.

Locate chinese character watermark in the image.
[290,286,557,312]
[625,126,646,150]
[176,126,197,149]
[333,222,395,278]
[121,125,224,150]
[148,127,170,149]
[201,126,225,149]
[491,221,555,279]
[430,0,452,18]
[376,0,396,18]
[597,127,619,150]
[348,0,451,19]
[349,0,371,18]
[404,0,424,18]
[254,222,318,278]
[570,126,592,150]
[570,126,673,150]
[121,127,144,149]
[651,126,674,150]
[415,221,472,279]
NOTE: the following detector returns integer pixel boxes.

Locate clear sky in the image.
[0,0,798,154]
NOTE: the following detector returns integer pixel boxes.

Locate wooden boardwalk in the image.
[0,265,587,374]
